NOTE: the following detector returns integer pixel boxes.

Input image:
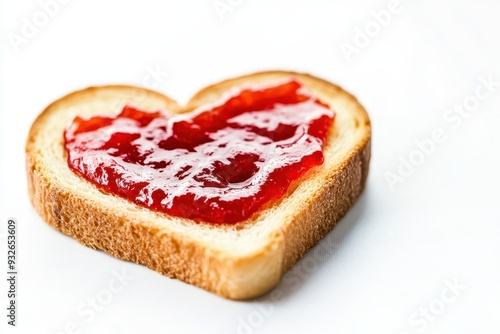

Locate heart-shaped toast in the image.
[26,71,370,299]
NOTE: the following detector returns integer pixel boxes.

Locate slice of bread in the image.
[26,71,371,299]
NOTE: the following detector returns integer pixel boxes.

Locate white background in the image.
[1,0,499,333]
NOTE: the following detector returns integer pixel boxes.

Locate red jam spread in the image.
[64,80,334,224]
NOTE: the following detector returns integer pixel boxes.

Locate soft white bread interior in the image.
[26,71,371,299]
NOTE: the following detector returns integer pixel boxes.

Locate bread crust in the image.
[26,71,371,299]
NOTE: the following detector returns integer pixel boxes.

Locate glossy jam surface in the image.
[64,80,334,224]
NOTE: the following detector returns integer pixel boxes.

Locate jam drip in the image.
[64,80,334,224]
